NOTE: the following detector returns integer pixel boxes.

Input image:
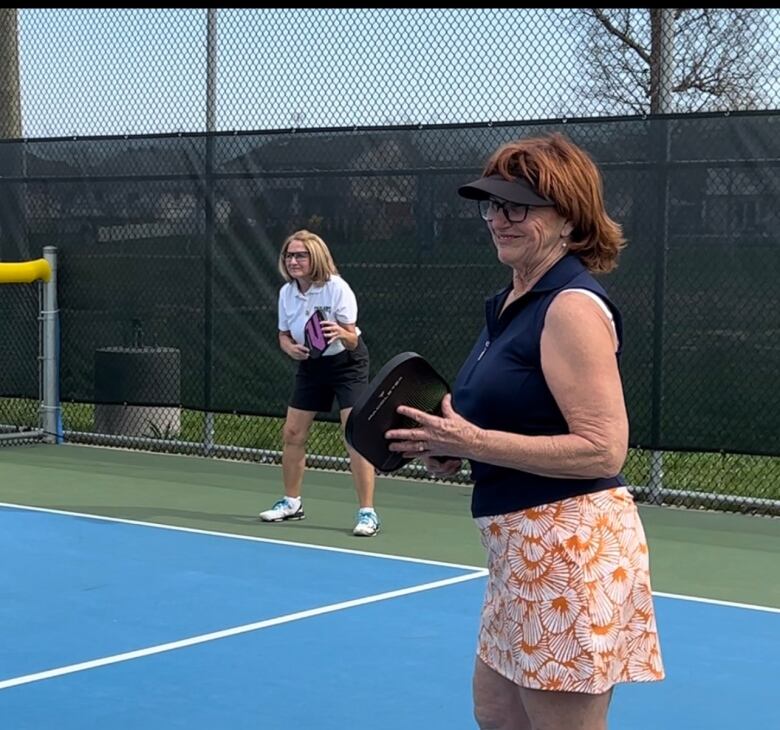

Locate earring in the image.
[561,241,567,248]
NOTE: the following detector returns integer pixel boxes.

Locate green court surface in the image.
[2,443,779,608]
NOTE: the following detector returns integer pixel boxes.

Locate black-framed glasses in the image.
[478,198,532,223]
[284,251,310,262]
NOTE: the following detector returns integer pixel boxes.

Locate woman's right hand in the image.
[420,455,463,478]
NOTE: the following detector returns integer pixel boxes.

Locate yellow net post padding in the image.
[0,258,52,284]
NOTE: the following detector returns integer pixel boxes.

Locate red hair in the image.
[483,133,625,272]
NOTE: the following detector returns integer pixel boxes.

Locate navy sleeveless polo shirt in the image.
[452,255,626,518]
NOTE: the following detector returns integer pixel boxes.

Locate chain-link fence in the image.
[4,8,779,138]
[0,9,778,514]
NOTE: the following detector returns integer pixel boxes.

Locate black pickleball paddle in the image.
[345,352,450,473]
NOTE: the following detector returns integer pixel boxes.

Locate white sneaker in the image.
[259,497,305,522]
[353,508,380,537]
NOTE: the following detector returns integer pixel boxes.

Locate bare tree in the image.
[577,8,774,114]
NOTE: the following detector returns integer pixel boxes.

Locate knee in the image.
[473,669,521,730]
[282,423,308,446]
[473,698,511,730]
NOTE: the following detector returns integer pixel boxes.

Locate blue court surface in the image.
[1,504,778,729]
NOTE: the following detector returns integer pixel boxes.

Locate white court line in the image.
[653,591,780,614]
[0,501,482,572]
[2,501,779,615]
[0,570,487,691]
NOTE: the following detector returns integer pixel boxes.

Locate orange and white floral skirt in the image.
[475,487,665,694]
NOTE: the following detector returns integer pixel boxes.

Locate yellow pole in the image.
[0,258,51,284]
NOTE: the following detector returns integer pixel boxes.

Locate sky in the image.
[17,8,585,138]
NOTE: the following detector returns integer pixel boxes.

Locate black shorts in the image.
[289,338,370,413]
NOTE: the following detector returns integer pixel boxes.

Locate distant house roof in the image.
[25,152,80,177]
[23,141,205,179]
[221,131,426,174]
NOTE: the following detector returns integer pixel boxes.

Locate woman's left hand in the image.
[320,320,355,347]
[385,394,480,460]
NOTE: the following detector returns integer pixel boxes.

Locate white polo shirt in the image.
[278,275,361,357]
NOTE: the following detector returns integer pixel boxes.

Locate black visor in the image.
[458,174,553,206]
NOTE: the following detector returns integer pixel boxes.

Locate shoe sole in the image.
[260,513,306,522]
[353,527,380,537]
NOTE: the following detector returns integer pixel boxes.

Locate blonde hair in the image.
[278,229,339,285]
[483,133,625,273]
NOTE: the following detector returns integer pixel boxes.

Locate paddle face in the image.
[345,352,450,473]
[303,309,328,359]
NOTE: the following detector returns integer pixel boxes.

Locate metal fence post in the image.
[40,245,61,443]
[648,8,676,503]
